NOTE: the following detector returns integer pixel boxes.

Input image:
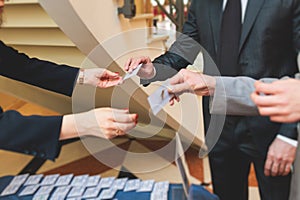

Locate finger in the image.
[113,122,136,132]
[169,82,191,96]
[283,163,292,176]
[112,113,138,123]
[270,115,294,123]
[251,94,282,107]
[128,58,143,73]
[98,78,123,88]
[169,98,175,106]
[278,162,286,176]
[124,58,133,71]
[110,108,130,113]
[257,106,282,117]
[99,78,123,88]
[168,73,184,85]
[264,158,272,176]
[103,70,120,77]
[254,81,278,95]
[271,162,279,176]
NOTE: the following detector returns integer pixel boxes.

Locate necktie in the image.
[218,0,242,76]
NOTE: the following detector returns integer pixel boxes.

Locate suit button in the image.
[32,151,37,156]
[40,153,45,158]
[24,150,29,154]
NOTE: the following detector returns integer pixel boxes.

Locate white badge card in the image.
[123,179,141,192]
[50,185,71,199]
[19,185,40,196]
[67,186,86,198]
[34,185,54,196]
[32,194,49,200]
[151,190,168,200]
[86,175,100,187]
[40,174,59,186]
[99,188,118,200]
[153,181,170,193]
[0,184,22,196]
[24,174,43,186]
[147,81,172,115]
[70,174,89,187]
[82,186,101,199]
[9,174,29,186]
[111,178,128,190]
[137,180,155,192]
[55,174,73,186]
[98,177,115,189]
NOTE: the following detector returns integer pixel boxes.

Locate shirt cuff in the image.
[277,134,298,147]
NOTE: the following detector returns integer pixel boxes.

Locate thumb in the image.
[169,82,191,96]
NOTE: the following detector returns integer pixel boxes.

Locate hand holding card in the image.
[148,82,173,115]
[123,64,142,81]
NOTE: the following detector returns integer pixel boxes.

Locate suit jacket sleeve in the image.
[210,76,259,116]
[0,41,79,96]
[210,76,298,139]
[0,41,79,160]
[0,110,63,161]
[141,0,201,85]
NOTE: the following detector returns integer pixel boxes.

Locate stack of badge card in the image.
[0,173,170,199]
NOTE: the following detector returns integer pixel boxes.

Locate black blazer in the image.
[145,0,300,155]
[0,41,79,160]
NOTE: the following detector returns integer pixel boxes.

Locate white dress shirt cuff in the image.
[277,134,298,147]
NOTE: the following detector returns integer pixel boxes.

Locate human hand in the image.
[251,79,300,123]
[167,69,216,105]
[264,137,296,176]
[77,68,122,88]
[124,56,156,79]
[61,108,138,140]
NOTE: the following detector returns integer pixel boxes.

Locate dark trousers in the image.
[209,134,291,200]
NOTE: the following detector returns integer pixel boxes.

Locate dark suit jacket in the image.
[144,0,300,155]
[0,41,79,160]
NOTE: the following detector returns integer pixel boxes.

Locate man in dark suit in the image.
[125,0,300,199]
[0,0,137,161]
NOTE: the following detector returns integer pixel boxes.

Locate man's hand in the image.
[124,56,156,79]
[264,137,296,176]
[251,79,300,123]
[167,69,216,105]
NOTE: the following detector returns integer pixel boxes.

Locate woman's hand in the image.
[77,68,122,88]
[60,108,138,140]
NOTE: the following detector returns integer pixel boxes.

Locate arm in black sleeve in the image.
[0,41,79,96]
[142,0,202,85]
[0,109,63,161]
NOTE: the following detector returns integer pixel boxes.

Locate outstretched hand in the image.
[78,68,122,88]
[167,69,216,105]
